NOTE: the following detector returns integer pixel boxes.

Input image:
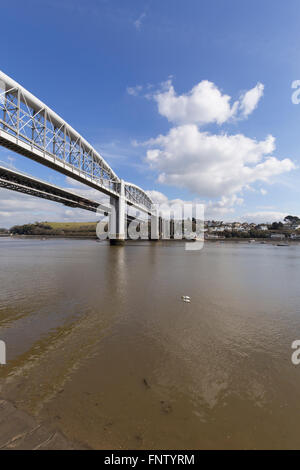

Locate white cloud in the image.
[146,190,243,220]
[144,192,292,223]
[154,80,238,125]
[134,12,146,30]
[127,85,143,96]
[0,155,16,169]
[206,195,243,217]
[65,176,87,188]
[0,180,106,228]
[239,211,288,223]
[239,83,264,118]
[145,124,295,198]
[64,177,109,203]
[146,190,198,218]
[128,79,293,218]
[151,80,264,126]
[145,190,190,215]
[146,190,170,205]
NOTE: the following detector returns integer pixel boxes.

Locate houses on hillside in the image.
[203,219,300,240]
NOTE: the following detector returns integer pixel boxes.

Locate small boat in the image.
[181,295,191,303]
[248,239,256,243]
[277,243,289,247]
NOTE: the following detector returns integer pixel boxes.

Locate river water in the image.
[1,237,300,449]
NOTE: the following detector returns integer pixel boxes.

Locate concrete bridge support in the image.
[150,210,164,241]
[109,179,126,245]
[150,207,162,241]
[109,184,164,245]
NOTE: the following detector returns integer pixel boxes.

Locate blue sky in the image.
[1,0,300,226]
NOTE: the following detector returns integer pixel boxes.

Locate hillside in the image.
[9,221,106,238]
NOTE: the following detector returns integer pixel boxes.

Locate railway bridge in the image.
[0,71,160,244]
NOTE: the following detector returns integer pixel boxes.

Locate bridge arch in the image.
[0,70,152,213]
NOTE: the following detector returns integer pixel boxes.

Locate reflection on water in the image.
[1,238,300,449]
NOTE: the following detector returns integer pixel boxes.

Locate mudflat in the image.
[0,399,84,450]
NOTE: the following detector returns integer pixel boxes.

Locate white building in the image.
[270,233,285,240]
[290,233,300,240]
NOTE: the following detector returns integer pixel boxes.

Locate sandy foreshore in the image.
[0,399,86,450]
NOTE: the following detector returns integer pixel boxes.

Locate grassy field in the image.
[10,221,107,237]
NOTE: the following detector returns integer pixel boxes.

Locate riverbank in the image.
[4,236,300,245]
[8,221,299,242]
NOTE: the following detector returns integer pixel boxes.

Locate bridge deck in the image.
[0,165,110,214]
[0,166,148,223]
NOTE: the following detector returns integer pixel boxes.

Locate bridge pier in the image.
[150,210,163,241]
[109,179,126,245]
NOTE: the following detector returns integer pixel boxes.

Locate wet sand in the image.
[0,399,85,449]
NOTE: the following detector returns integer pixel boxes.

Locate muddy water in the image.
[1,238,300,449]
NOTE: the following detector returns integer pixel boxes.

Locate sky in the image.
[1,0,300,227]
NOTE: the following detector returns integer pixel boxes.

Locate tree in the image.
[284,215,300,225]
[271,221,283,230]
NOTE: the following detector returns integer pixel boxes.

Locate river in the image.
[0,237,300,449]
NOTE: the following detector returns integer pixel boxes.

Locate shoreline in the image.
[2,235,300,245]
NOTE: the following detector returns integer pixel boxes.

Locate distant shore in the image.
[2,234,98,240]
[2,235,300,245]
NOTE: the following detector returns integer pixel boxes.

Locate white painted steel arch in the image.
[0,70,152,212]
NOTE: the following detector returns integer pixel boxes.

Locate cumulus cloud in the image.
[145,190,291,223]
[145,124,295,198]
[130,80,278,213]
[153,80,238,125]
[75,78,292,221]
[146,190,194,210]
[146,190,170,205]
[146,190,243,220]
[151,80,264,126]
[206,195,243,217]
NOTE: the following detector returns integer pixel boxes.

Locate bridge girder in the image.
[0,165,148,227]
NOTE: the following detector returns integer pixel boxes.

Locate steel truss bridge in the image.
[0,71,155,242]
[0,165,112,214]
